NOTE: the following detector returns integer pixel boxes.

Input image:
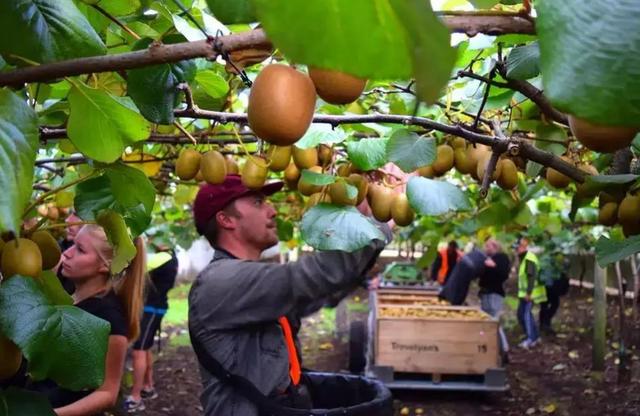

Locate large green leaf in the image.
[389,0,457,103]
[346,138,389,171]
[506,42,540,80]
[0,388,56,416]
[300,170,335,186]
[0,277,109,390]
[535,123,568,156]
[406,177,472,215]
[254,0,454,102]
[75,163,156,236]
[386,129,436,172]
[195,70,229,99]
[0,89,39,234]
[38,270,73,306]
[0,0,106,64]
[127,37,197,124]
[595,235,640,267]
[68,82,151,163]
[206,0,255,23]
[301,204,385,251]
[537,0,640,126]
[88,0,141,16]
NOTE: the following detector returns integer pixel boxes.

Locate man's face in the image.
[228,193,278,250]
[484,240,497,256]
[517,239,528,255]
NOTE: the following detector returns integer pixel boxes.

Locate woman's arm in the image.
[54,335,128,416]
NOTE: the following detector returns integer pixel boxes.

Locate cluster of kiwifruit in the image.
[378,306,490,320]
[174,148,240,184]
[415,137,520,191]
[598,191,640,237]
[544,155,598,194]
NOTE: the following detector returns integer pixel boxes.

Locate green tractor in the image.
[381,262,423,285]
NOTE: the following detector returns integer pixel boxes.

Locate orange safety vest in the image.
[278,316,301,386]
[437,248,461,285]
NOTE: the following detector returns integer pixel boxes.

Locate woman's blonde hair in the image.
[80,224,146,342]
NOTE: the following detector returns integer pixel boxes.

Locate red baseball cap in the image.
[193,174,283,234]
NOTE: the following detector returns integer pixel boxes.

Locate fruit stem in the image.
[22,171,100,219]
[174,121,197,145]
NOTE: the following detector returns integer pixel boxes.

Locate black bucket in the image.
[299,372,393,416]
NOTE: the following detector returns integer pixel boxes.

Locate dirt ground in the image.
[125,283,640,416]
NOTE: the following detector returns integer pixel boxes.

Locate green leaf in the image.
[301,204,385,251]
[407,177,472,215]
[389,0,457,103]
[276,217,294,241]
[416,235,440,269]
[506,42,540,80]
[68,82,151,163]
[91,0,141,16]
[467,0,500,7]
[127,37,197,124]
[526,161,543,178]
[195,70,229,99]
[386,129,436,172]
[346,138,389,171]
[253,0,454,102]
[38,271,73,306]
[0,277,109,390]
[537,0,640,126]
[75,163,156,236]
[0,388,56,416]
[535,123,568,156]
[595,235,640,267]
[206,0,255,23]
[96,210,137,274]
[295,125,348,149]
[0,0,106,64]
[0,89,39,234]
[300,170,335,186]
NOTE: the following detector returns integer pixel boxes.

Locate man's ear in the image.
[216,210,236,230]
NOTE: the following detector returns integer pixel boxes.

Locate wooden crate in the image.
[373,298,500,375]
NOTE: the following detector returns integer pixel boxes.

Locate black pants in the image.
[539,285,560,329]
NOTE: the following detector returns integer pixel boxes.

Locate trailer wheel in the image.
[349,320,367,374]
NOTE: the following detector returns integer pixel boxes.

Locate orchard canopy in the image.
[1,0,640,411]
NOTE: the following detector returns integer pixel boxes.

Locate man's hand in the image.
[485,257,496,268]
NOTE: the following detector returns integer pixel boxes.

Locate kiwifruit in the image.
[306,192,332,210]
[454,147,475,175]
[200,150,227,185]
[476,154,502,182]
[466,144,490,180]
[416,165,435,178]
[1,238,42,278]
[0,336,22,382]
[451,137,467,149]
[292,146,318,169]
[366,183,382,205]
[225,156,239,175]
[618,194,640,227]
[337,163,352,177]
[175,149,201,180]
[46,205,60,221]
[241,156,268,190]
[55,191,74,209]
[318,145,333,166]
[308,67,367,105]
[247,64,316,146]
[370,186,393,222]
[297,166,323,196]
[284,163,301,190]
[598,202,618,226]
[545,156,573,189]
[266,145,292,172]
[599,191,624,208]
[497,159,519,190]
[347,173,369,205]
[575,163,598,197]
[195,169,204,182]
[391,193,415,227]
[29,231,61,270]
[569,115,638,153]
[329,180,357,206]
[432,144,455,175]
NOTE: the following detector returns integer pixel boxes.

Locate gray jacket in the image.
[188,237,387,416]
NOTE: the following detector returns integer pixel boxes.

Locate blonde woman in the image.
[30,224,146,416]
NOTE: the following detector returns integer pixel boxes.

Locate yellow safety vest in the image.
[518,251,547,303]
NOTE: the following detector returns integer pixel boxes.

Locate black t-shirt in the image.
[478,252,511,296]
[145,252,178,309]
[28,290,127,408]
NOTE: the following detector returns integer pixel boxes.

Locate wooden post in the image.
[592,262,607,372]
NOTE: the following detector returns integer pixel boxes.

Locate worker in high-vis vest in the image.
[188,176,392,416]
[430,241,462,285]
[515,237,547,349]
